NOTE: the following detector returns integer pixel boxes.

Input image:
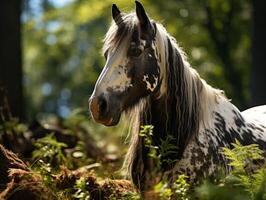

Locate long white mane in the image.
[99,8,266,191]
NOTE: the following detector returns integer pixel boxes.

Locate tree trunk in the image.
[0,0,24,120]
[250,0,266,106]
[204,2,247,109]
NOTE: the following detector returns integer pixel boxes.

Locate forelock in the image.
[103,13,137,56]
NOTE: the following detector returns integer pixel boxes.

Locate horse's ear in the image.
[135,1,151,29]
[112,4,122,24]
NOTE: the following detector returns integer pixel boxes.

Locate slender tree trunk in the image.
[250,0,266,106]
[204,2,247,109]
[0,0,24,120]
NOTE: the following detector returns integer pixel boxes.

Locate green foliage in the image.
[140,124,190,199]
[35,159,55,188]
[139,125,179,170]
[73,177,90,200]
[159,135,179,167]
[2,119,28,134]
[153,175,190,200]
[32,133,67,168]
[0,118,28,135]
[173,175,190,200]
[196,181,249,200]
[154,181,173,200]
[119,191,141,200]
[196,141,266,200]
[139,125,158,159]
[221,141,266,199]
[222,140,264,173]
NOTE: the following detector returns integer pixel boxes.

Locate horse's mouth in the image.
[90,108,121,126]
[97,114,121,126]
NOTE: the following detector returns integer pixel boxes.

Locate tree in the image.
[204,0,247,108]
[22,0,252,118]
[0,0,24,120]
[250,0,266,106]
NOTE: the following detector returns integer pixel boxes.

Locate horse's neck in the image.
[131,71,248,187]
[149,76,245,149]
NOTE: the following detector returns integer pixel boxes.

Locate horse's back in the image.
[241,105,266,143]
[242,105,266,124]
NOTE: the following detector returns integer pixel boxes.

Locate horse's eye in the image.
[128,47,142,57]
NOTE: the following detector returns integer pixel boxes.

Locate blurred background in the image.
[1,2,266,198]
[0,0,266,122]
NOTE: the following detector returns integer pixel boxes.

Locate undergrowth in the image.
[2,117,266,200]
[32,134,67,168]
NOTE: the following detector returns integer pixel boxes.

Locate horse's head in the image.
[89,1,161,126]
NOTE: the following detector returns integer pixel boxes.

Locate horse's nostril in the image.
[89,97,100,120]
[89,95,108,120]
[99,96,108,115]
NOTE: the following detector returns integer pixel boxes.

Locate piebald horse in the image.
[89,1,266,191]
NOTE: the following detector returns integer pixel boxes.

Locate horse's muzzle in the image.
[89,95,121,126]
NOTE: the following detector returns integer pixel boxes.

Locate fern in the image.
[221,140,266,199]
[139,125,159,159]
[159,135,179,167]
[139,125,180,170]
[222,140,264,173]
[32,133,67,168]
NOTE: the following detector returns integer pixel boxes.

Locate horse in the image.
[89,1,266,191]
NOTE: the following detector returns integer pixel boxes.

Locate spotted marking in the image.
[167,99,266,184]
[143,74,158,92]
[107,65,133,92]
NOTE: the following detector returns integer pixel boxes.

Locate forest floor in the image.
[0,143,134,199]
[0,109,141,200]
[1,110,266,200]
